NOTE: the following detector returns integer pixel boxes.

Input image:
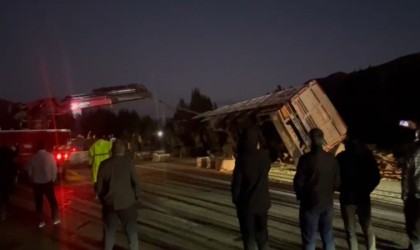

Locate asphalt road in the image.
[0,161,409,250]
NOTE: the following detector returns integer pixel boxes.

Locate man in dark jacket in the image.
[401,129,420,250]
[97,140,141,250]
[336,132,380,250]
[231,127,273,250]
[294,128,341,250]
[0,145,17,221]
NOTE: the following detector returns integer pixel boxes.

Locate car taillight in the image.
[64,153,69,160]
[71,147,76,152]
[56,153,62,160]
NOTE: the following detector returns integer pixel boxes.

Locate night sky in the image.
[1,1,420,117]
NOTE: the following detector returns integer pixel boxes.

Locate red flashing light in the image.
[71,147,76,152]
[56,153,62,160]
[64,153,69,160]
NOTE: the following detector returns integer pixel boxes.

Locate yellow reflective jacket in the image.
[89,139,112,182]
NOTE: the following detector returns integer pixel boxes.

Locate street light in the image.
[156,130,164,151]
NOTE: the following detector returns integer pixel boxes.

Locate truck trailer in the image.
[194,80,347,163]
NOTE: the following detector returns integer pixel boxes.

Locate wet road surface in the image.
[0,161,409,250]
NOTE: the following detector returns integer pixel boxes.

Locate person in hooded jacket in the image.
[294,128,341,250]
[231,126,274,250]
[336,131,380,250]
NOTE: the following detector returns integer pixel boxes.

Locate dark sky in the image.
[1,0,420,117]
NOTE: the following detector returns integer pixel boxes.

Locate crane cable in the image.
[152,98,200,115]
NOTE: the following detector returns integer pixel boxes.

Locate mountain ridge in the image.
[316,52,420,146]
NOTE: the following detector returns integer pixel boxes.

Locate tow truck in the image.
[0,83,152,181]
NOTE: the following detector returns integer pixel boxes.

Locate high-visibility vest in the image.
[89,139,112,182]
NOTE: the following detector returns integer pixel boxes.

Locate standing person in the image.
[293,128,341,250]
[0,145,17,221]
[231,127,272,250]
[337,132,380,250]
[130,133,139,160]
[97,140,140,250]
[89,134,112,196]
[401,128,420,250]
[27,142,60,228]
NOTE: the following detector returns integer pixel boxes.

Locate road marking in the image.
[138,165,404,222]
[140,200,200,227]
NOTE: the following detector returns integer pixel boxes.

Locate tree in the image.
[189,88,214,113]
[117,109,141,137]
[170,88,217,156]
[79,108,117,137]
[173,99,191,121]
[138,115,158,141]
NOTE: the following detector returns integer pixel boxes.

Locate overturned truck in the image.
[194,80,347,164]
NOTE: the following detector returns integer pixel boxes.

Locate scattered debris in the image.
[273,147,403,181]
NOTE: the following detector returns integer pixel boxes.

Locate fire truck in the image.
[0,83,152,180]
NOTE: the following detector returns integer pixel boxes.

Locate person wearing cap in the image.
[293,128,341,250]
[336,130,380,250]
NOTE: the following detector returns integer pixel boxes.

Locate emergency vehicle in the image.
[0,129,71,178]
[0,83,152,180]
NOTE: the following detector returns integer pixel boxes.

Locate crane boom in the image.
[14,83,153,129]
